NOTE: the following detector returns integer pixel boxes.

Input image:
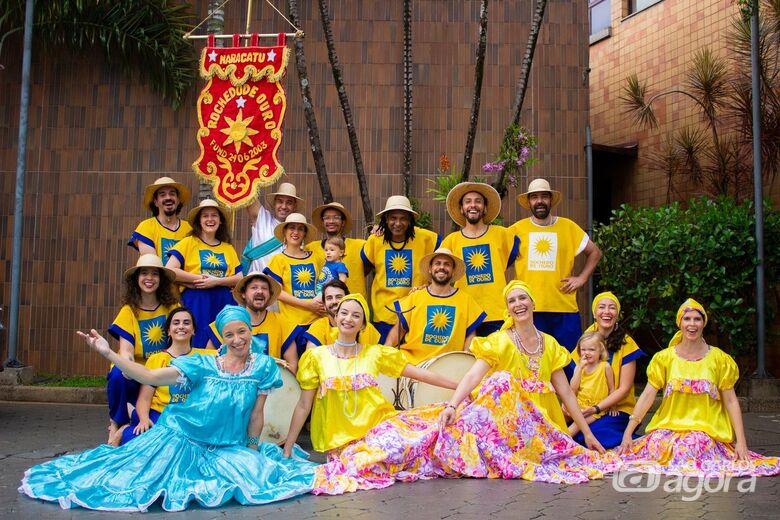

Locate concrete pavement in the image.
[2,401,779,519]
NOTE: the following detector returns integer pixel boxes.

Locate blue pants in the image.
[120,408,163,446]
[533,311,582,379]
[106,365,140,426]
[476,320,503,337]
[573,411,634,449]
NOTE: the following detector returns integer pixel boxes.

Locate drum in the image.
[259,360,300,444]
[412,351,476,408]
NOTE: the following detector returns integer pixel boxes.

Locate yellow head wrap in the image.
[591,291,621,317]
[668,298,708,348]
[500,280,535,331]
[337,293,371,325]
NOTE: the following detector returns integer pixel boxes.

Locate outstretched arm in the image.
[283,389,315,457]
[401,364,458,390]
[77,330,179,387]
[439,359,491,427]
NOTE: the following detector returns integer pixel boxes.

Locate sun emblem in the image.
[532,237,553,257]
[467,249,488,271]
[220,109,260,153]
[389,253,408,274]
[205,253,223,268]
[295,267,314,286]
[143,323,165,346]
[429,309,451,332]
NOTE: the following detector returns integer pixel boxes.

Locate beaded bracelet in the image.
[247,436,259,446]
[444,403,456,411]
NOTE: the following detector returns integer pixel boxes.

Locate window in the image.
[589,0,611,37]
[629,0,663,14]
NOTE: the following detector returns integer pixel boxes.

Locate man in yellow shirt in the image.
[509,178,602,364]
[387,247,486,365]
[127,177,192,260]
[307,202,367,298]
[205,271,301,373]
[442,182,519,337]
[302,279,382,349]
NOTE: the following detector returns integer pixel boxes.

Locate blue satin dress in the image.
[19,353,316,512]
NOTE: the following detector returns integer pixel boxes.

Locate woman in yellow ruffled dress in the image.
[618,298,780,476]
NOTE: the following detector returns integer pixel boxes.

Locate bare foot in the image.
[108,424,129,447]
[107,420,119,444]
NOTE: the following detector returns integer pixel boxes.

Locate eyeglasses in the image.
[322,215,343,222]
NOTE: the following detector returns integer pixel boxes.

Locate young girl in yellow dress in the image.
[567,331,615,437]
[618,298,780,476]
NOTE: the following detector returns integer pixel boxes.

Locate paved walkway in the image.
[2,401,779,519]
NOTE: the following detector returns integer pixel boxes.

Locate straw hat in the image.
[232,271,282,307]
[187,198,229,226]
[419,247,466,283]
[446,182,501,227]
[376,195,419,218]
[273,213,318,243]
[124,254,176,282]
[143,176,191,212]
[265,182,303,207]
[516,178,562,209]
[311,202,353,235]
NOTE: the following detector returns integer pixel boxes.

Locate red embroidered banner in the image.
[193,34,289,208]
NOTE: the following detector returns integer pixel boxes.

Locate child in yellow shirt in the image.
[568,331,614,436]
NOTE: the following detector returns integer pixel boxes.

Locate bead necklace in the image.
[511,327,543,373]
[330,343,360,419]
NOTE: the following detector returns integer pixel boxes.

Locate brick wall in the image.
[0,0,590,375]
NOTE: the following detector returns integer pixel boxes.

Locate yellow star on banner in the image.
[221,109,260,153]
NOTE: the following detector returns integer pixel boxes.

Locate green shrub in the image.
[593,197,780,358]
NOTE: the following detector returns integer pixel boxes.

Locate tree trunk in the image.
[288,0,333,202]
[493,0,548,197]
[202,0,226,202]
[402,0,413,198]
[317,0,372,219]
[462,0,488,181]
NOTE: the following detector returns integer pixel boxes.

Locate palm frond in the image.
[686,48,729,122]
[620,73,658,128]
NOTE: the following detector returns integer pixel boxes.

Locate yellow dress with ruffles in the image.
[469,330,571,433]
[645,345,738,442]
[297,344,408,452]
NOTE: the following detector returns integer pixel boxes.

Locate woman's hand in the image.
[617,434,634,455]
[133,417,155,435]
[283,446,293,458]
[584,432,605,454]
[439,406,457,429]
[76,330,112,357]
[193,274,220,289]
[733,440,751,462]
[306,299,326,316]
[608,407,619,417]
[581,406,595,418]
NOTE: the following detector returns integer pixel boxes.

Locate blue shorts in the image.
[106,365,140,426]
[533,311,582,379]
[120,408,163,445]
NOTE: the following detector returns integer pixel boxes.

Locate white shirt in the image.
[250,205,285,274]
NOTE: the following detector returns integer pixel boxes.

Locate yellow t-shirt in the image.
[108,304,174,362]
[575,360,612,417]
[168,236,241,278]
[297,344,408,451]
[303,316,382,347]
[441,226,520,322]
[144,348,216,412]
[128,217,192,260]
[307,237,367,297]
[508,217,589,312]
[574,325,646,414]
[470,330,571,432]
[644,346,739,442]
[361,228,441,324]
[207,311,300,358]
[265,251,325,326]
[394,288,486,365]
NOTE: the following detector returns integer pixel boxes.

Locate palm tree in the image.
[0,0,197,110]
[402,0,413,198]
[461,0,489,181]
[317,0,372,219]
[287,0,333,202]
[493,0,548,197]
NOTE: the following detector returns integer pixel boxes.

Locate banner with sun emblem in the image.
[463,244,493,284]
[423,305,455,346]
[527,232,557,271]
[385,250,413,288]
[193,34,290,208]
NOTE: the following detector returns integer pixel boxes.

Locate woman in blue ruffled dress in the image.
[19,306,316,512]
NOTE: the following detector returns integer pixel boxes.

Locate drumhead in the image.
[413,351,475,407]
[260,362,300,444]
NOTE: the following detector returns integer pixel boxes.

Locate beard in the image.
[246,299,267,313]
[532,204,550,220]
[465,212,483,225]
[431,271,453,286]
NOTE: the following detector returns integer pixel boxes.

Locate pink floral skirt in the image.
[619,429,780,476]
[313,372,620,494]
